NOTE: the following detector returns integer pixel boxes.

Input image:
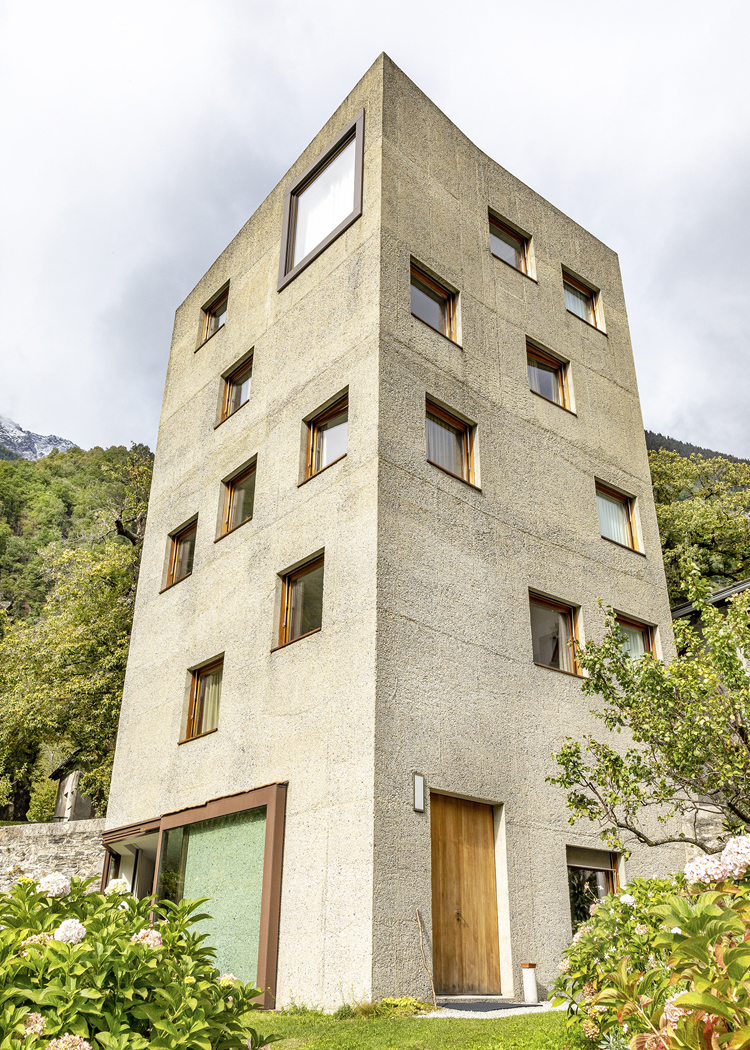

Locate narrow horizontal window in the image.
[167,522,196,587]
[411,265,456,341]
[279,556,324,646]
[530,595,578,674]
[616,616,654,659]
[222,359,253,421]
[596,484,636,549]
[527,345,569,408]
[425,400,474,484]
[563,274,597,327]
[202,290,228,344]
[222,464,256,535]
[278,110,364,290]
[307,395,348,478]
[185,659,223,741]
[489,216,528,273]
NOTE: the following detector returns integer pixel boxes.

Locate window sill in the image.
[195,323,225,352]
[533,661,584,679]
[159,574,192,594]
[412,313,462,348]
[178,727,218,746]
[601,535,646,557]
[271,627,322,652]
[214,517,253,543]
[214,401,249,430]
[529,389,577,416]
[566,309,607,336]
[427,460,482,492]
[298,454,347,487]
[491,254,538,283]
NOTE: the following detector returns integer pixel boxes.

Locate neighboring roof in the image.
[671,578,750,620]
[49,752,83,782]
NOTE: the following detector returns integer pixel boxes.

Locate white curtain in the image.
[619,623,647,659]
[597,491,629,545]
[564,283,590,321]
[293,138,356,265]
[199,667,222,733]
[426,416,462,475]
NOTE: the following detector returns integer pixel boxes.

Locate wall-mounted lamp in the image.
[413,773,425,812]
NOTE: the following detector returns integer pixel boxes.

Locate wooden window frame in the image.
[489,215,529,274]
[277,555,324,649]
[563,273,600,329]
[164,521,197,590]
[220,463,257,538]
[221,357,253,423]
[529,593,581,676]
[526,344,570,409]
[305,395,348,479]
[411,265,457,342]
[615,615,655,657]
[596,482,637,551]
[104,782,287,1009]
[425,400,475,486]
[183,658,223,743]
[199,288,229,347]
[278,110,364,291]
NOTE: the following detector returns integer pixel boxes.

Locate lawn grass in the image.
[265,1008,568,1049]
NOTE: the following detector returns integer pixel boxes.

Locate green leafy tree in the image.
[549,572,750,856]
[649,450,750,605]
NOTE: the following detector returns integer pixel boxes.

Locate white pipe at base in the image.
[521,963,538,1003]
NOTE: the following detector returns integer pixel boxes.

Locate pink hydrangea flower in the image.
[720,835,750,879]
[634,923,650,936]
[130,927,163,948]
[663,992,692,1026]
[21,932,54,954]
[45,1037,92,1050]
[684,853,727,884]
[218,973,237,987]
[53,919,86,945]
[559,958,570,972]
[37,873,71,897]
[24,1012,46,1035]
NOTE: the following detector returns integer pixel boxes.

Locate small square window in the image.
[530,595,579,674]
[202,290,228,344]
[489,216,529,273]
[425,401,474,484]
[411,265,456,341]
[221,464,256,536]
[278,556,324,647]
[166,522,196,588]
[596,484,637,550]
[278,110,364,290]
[567,847,618,931]
[307,395,348,478]
[616,616,654,659]
[184,659,223,741]
[221,358,253,421]
[563,274,598,327]
[527,345,569,408]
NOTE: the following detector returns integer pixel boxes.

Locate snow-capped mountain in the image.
[0,416,78,461]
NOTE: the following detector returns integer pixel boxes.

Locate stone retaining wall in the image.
[0,819,105,893]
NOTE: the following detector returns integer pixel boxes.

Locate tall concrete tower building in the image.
[103,55,682,1009]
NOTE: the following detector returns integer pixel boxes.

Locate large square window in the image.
[529,595,578,674]
[221,464,256,536]
[425,400,474,484]
[616,616,654,659]
[411,265,457,341]
[307,395,348,478]
[596,483,637,549]
[278,110,364,290]
[564,274,598,327]
[183,659,223,742]
[527,344,569,408]
[221,358,253,422]
[278,556,324,647]
[489,216,529,273]
[165,521,196,589]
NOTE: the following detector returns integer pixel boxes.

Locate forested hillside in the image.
[645,429,750,464]
[0,445,152,820]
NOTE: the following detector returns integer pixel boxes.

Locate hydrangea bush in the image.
[555,835,750,1050]
[0,875,280,1049]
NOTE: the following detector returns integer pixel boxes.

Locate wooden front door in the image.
[430,793,502,994]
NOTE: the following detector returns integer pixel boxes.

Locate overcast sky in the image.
[1,0,749,457]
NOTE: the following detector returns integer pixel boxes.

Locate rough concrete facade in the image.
[106,54,684,1008]
[0,820,104,894]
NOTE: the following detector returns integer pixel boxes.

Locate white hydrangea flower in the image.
[104,878,130,896]
[671,927,683,935]
[24,1012,45,1036]
[720,835,750,880]
[634,923,650,936]
[45,1036,93,1050]
[38,873,71,897]
[130,927,163,948]
[684,853,727,884]
[619,893,635,905]
[53,918,86,944]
